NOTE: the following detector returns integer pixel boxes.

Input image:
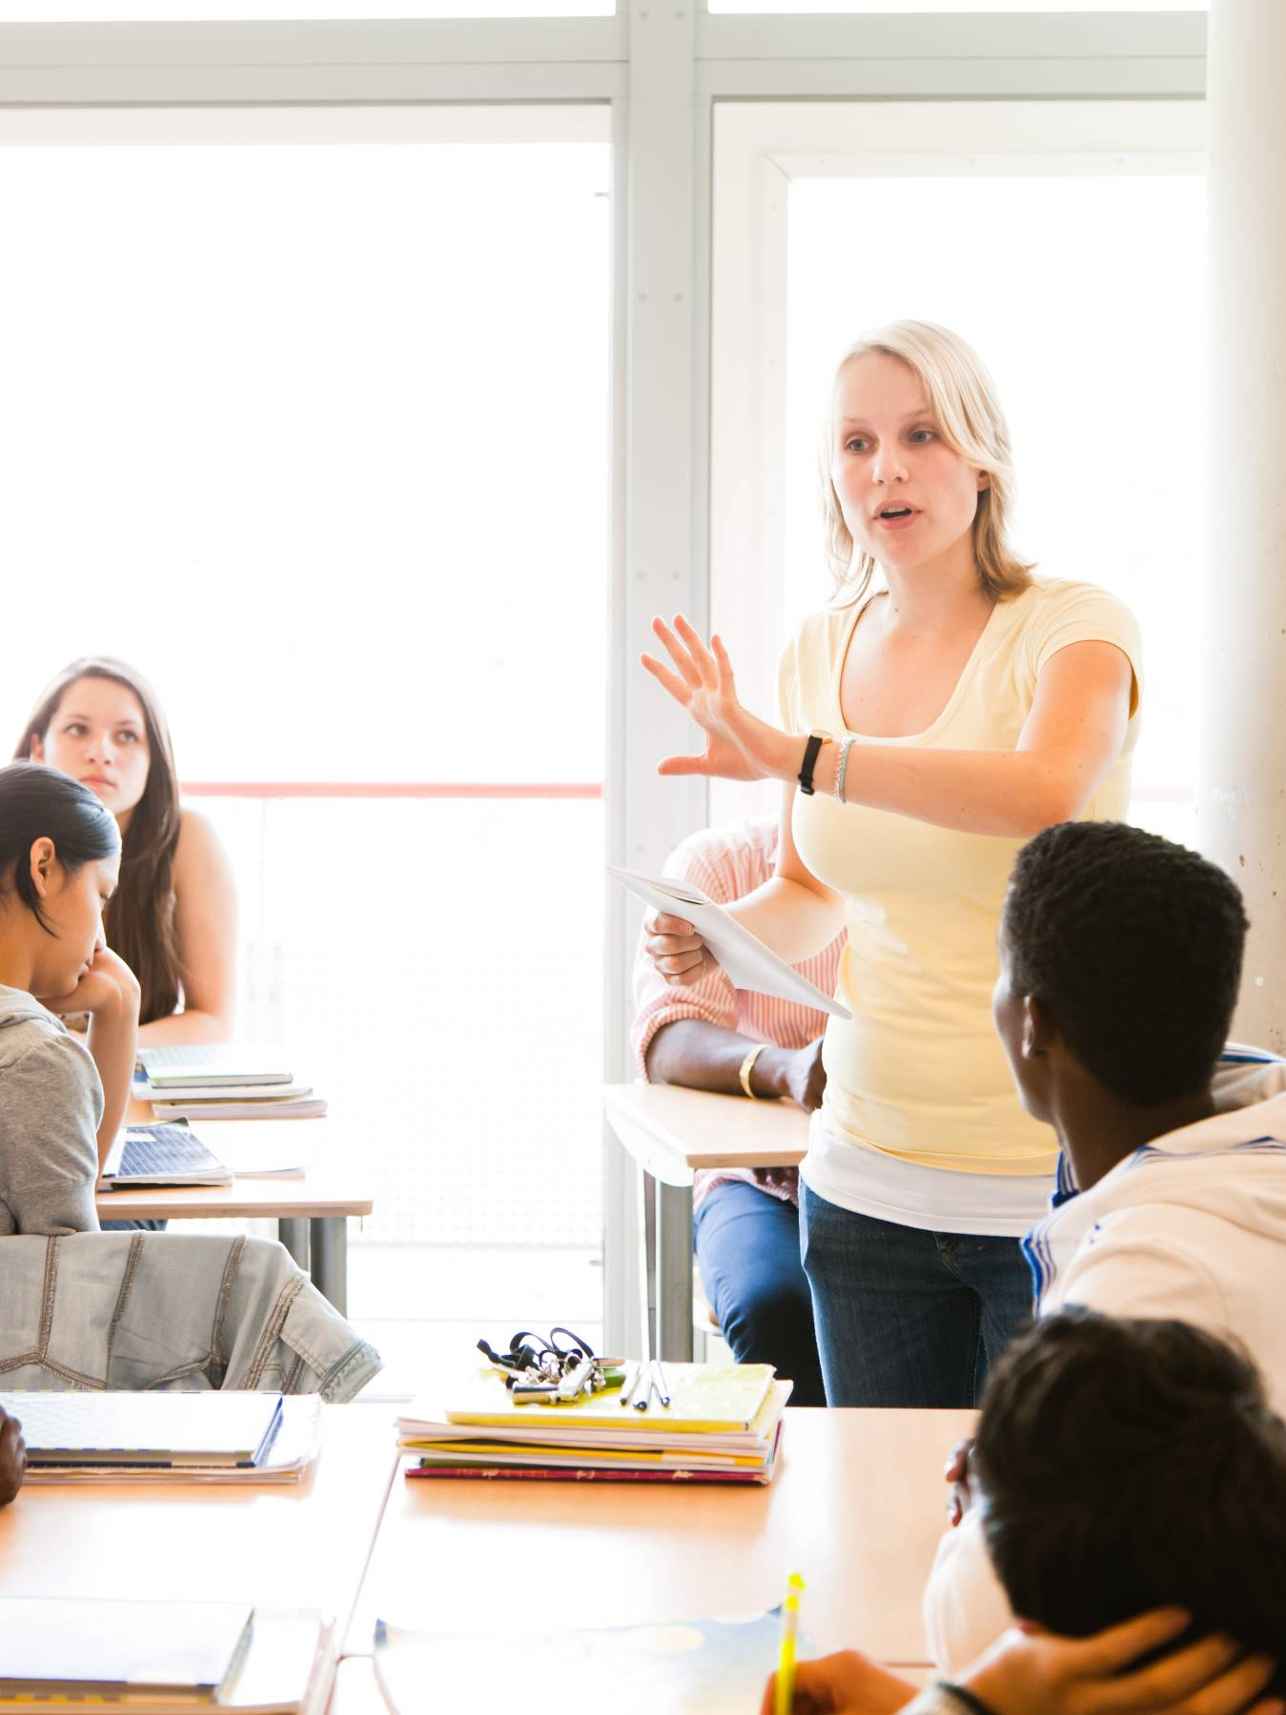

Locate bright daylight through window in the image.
[0,114,612,1374]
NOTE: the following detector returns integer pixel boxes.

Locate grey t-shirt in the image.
[0,984,102,1235]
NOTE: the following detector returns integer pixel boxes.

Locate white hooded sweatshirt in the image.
[923,1049,1286,1672]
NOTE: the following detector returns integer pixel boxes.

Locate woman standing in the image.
[643,321,1140,1407]
[17,658,236,1045]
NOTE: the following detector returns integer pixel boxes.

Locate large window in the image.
[712,100,1204,846]
[0,109,611,1362]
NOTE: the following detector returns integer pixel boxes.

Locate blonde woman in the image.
[643,322,1141,1408]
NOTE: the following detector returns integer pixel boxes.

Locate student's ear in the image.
[28,837,56,900]
[1021,994,1056,1061]
[28,734,44,762]
[976,470,990,492]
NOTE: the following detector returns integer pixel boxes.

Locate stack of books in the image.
[136,1045,327,1121]
[398,1362,790,1485]
[0,1597,334,1714]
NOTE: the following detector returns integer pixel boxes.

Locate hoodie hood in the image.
[1026,1047,1286,1305]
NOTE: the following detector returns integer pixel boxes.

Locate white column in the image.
[1199,0,1286,1051]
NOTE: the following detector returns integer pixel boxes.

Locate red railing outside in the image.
[180,782,603,800]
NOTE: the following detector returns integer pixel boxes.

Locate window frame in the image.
[0,8,1208,1351]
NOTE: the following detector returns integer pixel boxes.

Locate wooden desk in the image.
[0,1402,399,1641]
[604,1083,808,1360]
[346,1406,971,1669]
[101,1114,374,1313]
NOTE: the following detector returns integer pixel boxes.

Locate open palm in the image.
[641,614,793,782]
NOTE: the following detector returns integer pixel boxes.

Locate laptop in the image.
[0,1391,284,1469]
[100,1123,233,1189]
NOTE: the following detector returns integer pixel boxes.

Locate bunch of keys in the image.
[476,1328,615,1405]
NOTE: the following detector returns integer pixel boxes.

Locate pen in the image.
[633,1360,651,1411]
[773,1573,805,1715]
[652,1358,671,1408]
[618,1361,639,1407]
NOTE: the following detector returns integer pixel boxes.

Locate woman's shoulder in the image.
[0,984,61,1047]
[0,988,89,1078]
[173,806,232,880]
[1008,574,1136,620]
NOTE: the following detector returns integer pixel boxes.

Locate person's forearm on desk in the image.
[646,1020,825,1111]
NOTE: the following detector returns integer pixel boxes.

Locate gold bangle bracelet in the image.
[739,1043,771,1100]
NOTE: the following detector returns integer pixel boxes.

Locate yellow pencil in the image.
[774,1572,805,1715]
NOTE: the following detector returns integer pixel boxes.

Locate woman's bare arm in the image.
[644,616,1134,839]
[137,809,237,1045]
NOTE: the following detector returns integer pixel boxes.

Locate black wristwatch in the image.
[797,733,825,796]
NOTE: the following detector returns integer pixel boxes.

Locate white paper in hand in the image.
[610,866,851,1020]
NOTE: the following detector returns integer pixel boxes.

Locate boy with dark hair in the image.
[763,1311,1284,1715]
[928,820,1286,1666]
[975,1310,1286,1665]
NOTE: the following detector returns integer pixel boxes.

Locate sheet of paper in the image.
[609,867,850,1020]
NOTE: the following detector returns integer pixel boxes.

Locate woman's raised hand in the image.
[642,615,798,783]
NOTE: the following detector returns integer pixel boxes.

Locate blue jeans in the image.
[694,1179,826,1407]
[799,1184,1034,1407]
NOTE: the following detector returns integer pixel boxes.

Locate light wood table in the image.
[603,1083,809,1360]
[0,1402,399,1639]
[346,1406,971,1670]
[100,1113,374,1312]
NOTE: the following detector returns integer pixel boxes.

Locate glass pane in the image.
[712,1,1200,13]
[203,796,605,1247]
[0,0,608,19]
[785,171,1205,806]
[0,122,611,781]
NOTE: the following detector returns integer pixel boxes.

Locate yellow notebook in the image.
[403,1362,777,1437]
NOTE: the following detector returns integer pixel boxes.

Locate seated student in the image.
[17,658,236,1045]
[0,1406,24,1506]
[633,820,842,1406]
[0,762,139,1232]
[926,818,1286,1667]
[765,1311,1286,1715]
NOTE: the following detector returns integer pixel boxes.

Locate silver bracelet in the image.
[834,737,855,803]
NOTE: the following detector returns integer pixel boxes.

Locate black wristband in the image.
[940,1683,1001,1715]
[797,734,824,796]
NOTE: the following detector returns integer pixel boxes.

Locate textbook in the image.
[373,1608,807,1715]
[2,1389,283,1471]
[149,1096,328,1122]
[21,1396,322,1486]
[0,1601,334,1715]
[138,1045,296,1089]
[399,1365,790,1483]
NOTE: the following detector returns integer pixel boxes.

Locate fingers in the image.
[640,652,694,707]
[1173,1653,1279,1715]
[645,927,706,982]
[1134,1642,1275,1715]
[648,914,696,936]
[671,615,719,689]
[944,1438,973,1485]
[657,755,717,778]
[1059,1609,1193,1679]
[710,633,738,696]
[649,616,712,695]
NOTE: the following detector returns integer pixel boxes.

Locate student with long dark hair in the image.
[17,658,236,1043]
[0,761,139,1232]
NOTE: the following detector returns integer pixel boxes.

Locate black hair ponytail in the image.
[0,762,120,934]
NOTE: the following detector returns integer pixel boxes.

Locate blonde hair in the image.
[820,320,1034,607]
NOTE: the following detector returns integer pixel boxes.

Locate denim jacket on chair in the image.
[0,1231,381,1401]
